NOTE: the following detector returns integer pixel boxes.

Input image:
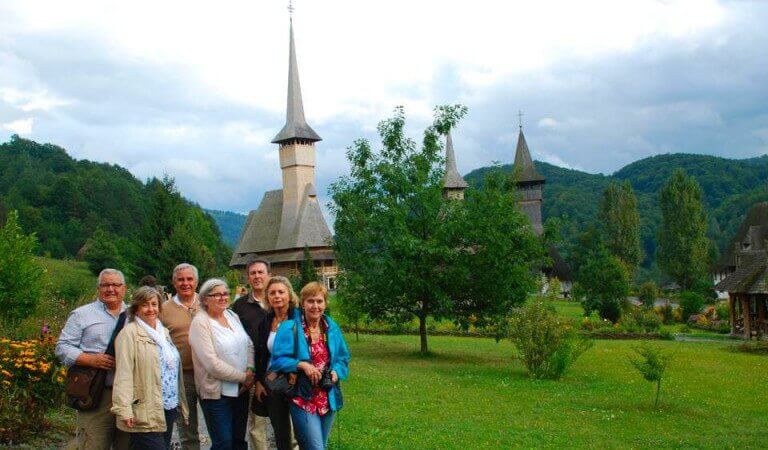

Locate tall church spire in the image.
[513,128,544,184]
[272,18,321,144]
[442,130,468,200]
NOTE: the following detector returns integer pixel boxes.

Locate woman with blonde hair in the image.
[271,281,350,450]
[112,286,188,450]
[253,276,300,450]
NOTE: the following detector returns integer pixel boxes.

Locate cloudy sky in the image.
[1,0,767,214]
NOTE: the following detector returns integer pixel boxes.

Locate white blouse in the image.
[209,309,250,397]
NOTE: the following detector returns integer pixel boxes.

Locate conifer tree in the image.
[599,181,642,274]
[657,170,710,291]
[297,246,319,290]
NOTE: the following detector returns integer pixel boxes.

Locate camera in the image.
[319,366,334,391]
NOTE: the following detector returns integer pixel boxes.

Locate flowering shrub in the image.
[0,336,66,444]
[579,316,615,332]
[509,300,592,380]
[621,308,662,332]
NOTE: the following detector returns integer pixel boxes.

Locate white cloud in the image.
[1,117,34,134]
[533,148,583,171]
[538,117,595,131]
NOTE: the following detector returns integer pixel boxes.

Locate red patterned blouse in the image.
[292,319,330,416]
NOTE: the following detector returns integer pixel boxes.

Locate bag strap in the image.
[292,317,299,359]
[104,312,126,357]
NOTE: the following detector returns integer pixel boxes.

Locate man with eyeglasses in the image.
[56,268,130,450]
[159,263,201,450]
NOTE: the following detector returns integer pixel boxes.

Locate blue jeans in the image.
[200,394,249,450]
[289,404,335,450]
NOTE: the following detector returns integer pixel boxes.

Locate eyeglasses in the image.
[206,292,230,300]
[98,283,124,289]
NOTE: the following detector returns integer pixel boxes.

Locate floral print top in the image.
[157,339,180,410]
[292,319,330,416]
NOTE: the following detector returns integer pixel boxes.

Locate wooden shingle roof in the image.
[715,251,768,294]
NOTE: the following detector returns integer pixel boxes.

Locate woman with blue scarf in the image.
[270,282,350,450]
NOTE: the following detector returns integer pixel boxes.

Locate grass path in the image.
[330,334,768,449]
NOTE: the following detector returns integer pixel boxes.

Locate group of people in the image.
[56,259,351,450]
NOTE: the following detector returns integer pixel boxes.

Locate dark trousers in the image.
[267,393,294,450]
[129,408,177,450]
[200,394,249,450]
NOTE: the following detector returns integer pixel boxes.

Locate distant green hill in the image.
[0,135,231,281]
[204,209,247,247]
[465,153,768,271]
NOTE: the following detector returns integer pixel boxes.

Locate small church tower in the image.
[442,130,468,200]
[230,16,337,289]
[513,125,545,235]
[272,18,323,248]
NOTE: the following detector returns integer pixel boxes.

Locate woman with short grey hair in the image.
[189,278,254,449]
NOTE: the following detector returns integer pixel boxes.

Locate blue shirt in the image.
[55,299,126,383]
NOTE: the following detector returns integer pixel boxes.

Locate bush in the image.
[637,281,658,308]
[655,302,681,324]
[622,308,662,332]
[714,301,730,322]
[509,299,592,380]
[0,336,66,444]
[0,211,48,325]
[679,291,706,322]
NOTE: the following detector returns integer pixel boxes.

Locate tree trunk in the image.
[654,378,662,408]
[418,313,428,355]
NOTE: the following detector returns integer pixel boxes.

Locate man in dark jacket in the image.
[231,259,271,450]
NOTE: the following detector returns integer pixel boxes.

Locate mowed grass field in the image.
[329,334,767,449]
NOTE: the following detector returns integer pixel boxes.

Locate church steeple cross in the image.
[518,110,524,130]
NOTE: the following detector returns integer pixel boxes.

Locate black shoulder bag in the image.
[65,312,126,411]
[264,320,299,398]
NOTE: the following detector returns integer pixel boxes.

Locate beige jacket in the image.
[189,309,254,400]
[111,321,189,433]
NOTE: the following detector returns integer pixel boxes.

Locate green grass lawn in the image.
[330,334,768,449]
[551,299,594,320]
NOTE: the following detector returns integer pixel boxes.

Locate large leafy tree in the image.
[570,226,630,322]
[599,181,642,274]
[330,106,542,354]
[657,170,710,291]
[445,167,543,336]
[0,211,48,325]
[578,246,631,322]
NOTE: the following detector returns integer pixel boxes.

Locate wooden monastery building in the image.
[230,20,338,289]
[714,202,768,339]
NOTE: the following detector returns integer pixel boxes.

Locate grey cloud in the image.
[2,1,768,217]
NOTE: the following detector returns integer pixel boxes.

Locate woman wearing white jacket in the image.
[189,278,255,450]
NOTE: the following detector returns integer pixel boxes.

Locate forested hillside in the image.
[6,132,766,284]
[0,135,231,283]
[465,153,768,274]
[204,209,247,247]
